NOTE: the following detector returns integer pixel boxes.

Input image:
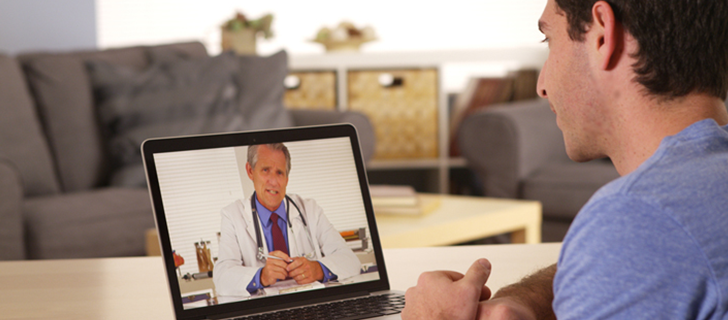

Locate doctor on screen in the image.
[214,143,361,297]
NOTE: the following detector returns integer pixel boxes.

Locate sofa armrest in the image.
[458,99,566,198]
[0,157,26,260]
[289,109,376,162]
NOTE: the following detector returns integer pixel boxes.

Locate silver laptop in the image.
[142,124,403,319]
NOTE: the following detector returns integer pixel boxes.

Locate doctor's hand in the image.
[287,257,324,284]
[261,251,292,287]
[402,259,492,320]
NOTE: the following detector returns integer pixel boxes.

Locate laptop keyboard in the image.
[234,293,405,320]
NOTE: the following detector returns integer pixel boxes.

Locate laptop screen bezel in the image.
[142,124,392,320]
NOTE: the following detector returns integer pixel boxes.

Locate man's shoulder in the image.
[558,189,728,319]
[555,199,726,318]
[582,118,728,233]
[568,193,666,244]
[563,166,728,313]
[572,181,728,251]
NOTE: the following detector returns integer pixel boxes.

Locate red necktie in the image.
[270,213,288,255]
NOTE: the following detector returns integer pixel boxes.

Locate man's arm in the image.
[478,264,556,320]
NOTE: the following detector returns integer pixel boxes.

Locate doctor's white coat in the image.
[213,193,361,297]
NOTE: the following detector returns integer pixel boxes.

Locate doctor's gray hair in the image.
[247,143,291,175]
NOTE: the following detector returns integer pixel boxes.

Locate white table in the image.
[376,194,542,247]
[0,243,561,320]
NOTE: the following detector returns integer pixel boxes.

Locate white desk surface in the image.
[0,243,561,320]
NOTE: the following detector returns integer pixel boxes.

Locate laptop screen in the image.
[142,125,391,318]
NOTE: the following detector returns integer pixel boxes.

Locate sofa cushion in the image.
[0,159,26,260]
[234,50,293,130]
[21,53,111,192]
[0,54,61,197]
[147,42,209,62]
[521,160,620,220]
[20,46,149,192]
[87,52,244,187]
[23,188,155,259]
[19,42,208,192]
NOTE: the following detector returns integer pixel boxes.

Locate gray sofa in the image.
[458,98,620,242]
[0,42,374,260]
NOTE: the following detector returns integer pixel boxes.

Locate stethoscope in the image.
[251,192,317,263]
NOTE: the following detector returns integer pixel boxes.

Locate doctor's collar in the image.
[254,197,287,226]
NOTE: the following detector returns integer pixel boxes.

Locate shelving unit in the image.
[288,48,548,193]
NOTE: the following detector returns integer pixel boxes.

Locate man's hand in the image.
[287,257,324,284]
[402,259,492,320]
[479,264,556,320]
[261,250,292,286]
[476,297,537,320]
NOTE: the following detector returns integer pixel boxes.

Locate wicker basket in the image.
[283,71,337,110]
[347,68,438,159]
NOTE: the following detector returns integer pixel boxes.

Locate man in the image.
[214,143,360,297]
[403,0,728,319]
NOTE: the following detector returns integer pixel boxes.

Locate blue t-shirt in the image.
[553,119,728,319]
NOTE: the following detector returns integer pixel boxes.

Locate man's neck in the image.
[607,93,728,175]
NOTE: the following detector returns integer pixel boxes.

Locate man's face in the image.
[247,145,288,212]
[537,0,608,162]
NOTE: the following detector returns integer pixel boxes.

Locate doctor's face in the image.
[246,145,289,212]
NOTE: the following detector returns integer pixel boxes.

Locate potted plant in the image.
[313,21,376,52]
[221,12,273,55]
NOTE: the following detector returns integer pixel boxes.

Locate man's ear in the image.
[592,1,622,70]
[246,162,254,180]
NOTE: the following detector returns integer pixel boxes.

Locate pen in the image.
[263,254,293,263]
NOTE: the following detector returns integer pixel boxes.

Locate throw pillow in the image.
[148,49,294,130]
[234,50,294,130]
[87,52,244,187]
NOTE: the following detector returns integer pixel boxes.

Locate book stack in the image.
[339,227,368,251]
[369,185,439,216]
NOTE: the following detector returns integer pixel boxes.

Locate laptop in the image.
[142,124,404,320]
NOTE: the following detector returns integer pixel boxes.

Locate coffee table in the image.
[375,194,542,247]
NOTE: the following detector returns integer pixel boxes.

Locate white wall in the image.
[0,0,96,54]
[0,1,548,56]
[0,1,548,90]
[96,0,548,55]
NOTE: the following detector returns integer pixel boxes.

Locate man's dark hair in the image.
[555,0,728,100]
